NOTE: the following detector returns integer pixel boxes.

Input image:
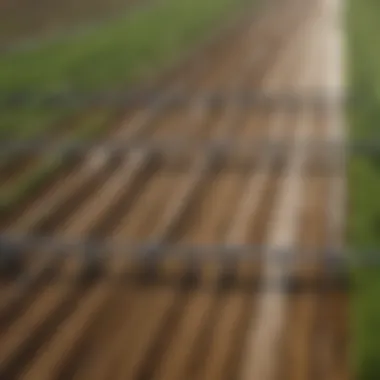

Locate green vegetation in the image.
[348,0,380,377]
[0,0,250,138]
[0,0,248,96]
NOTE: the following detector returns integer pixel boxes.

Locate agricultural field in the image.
[0,1,350,378]
[0,0,251,214]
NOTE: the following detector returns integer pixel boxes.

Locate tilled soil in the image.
[0,0,348,379]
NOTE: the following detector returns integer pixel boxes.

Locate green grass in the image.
[0,0,250,138]
[348,0,380,377]
[0,0,248,95]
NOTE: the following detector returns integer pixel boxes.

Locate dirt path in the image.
[0,0,347,379]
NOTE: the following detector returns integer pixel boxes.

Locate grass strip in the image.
[348,0,380,377]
